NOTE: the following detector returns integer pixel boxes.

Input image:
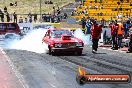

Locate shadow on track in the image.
[51,52,87,56]
[93,52,107,54]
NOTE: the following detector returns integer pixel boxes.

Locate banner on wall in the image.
[18,23,33,35]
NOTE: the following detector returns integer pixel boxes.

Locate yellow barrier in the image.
[33,22,60,28]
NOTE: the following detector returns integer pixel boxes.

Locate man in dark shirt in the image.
[1,12,4,22]
[6,12,10,22]
[13,12,17,23]
[34,13,37,22]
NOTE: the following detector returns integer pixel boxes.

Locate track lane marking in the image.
[0,48,29,88]
[90,45,127,53]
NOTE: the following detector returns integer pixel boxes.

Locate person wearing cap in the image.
[91,20,102,53]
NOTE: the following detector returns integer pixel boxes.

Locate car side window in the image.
[0,24,6,30]
[45,32,48,37]
[45,30,50,37]
[47,30,51,37]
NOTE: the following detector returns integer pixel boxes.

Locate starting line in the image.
[90,45,127,53]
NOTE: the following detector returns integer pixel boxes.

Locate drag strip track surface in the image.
[4,45,132,88]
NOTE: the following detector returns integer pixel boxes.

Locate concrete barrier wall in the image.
[18,23,33,34]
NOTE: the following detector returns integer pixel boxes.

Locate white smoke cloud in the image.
[74,28,91,45]
[5,28,91,54]
[10,28,48,54]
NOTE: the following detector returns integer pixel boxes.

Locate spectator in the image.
[19,17,23,23]
[64,13,67,19]
[25,18,28,23]
[34,13,37,22]
[13,12,17,23]
[71,11,74,16]
[125,20,130,37]
[118,13,123,18]
[51,16,54,23]
[84,6,87,9]
[120,0,123,3]
[83,9,87,14]
[130,2,132,6]
[1,12,4,22]
[100,12,103,16]
[6,12,10,22]
[91,20,102,53]
[4,6,7,13]
[94,4,98,10]
[119,7,122,11]
[9,13,13,22]
[110,21,118,50]
[126,0,129,3]
[74,7,77,11]
[79,4,82,9]
[28,12,32,23]
[100,4,104,9]
[117,2,120,5]
[0,9,2,22]
[14,2,17,6]
[49,1,53,4]
[57,7,61,15]
[101,18,106,27]
[89,4,92,9]
[100,0,102,3]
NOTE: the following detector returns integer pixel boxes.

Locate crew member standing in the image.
[91,20,102,53]
[117,20,123,48]
[110,21,117,50]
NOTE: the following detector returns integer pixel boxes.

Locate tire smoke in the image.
[8,28,91,53]
[10,28,48,54]
[74,28,91,45]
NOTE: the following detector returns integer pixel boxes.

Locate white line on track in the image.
[0,47,29,88]
[100,47,126,53]
[49,82,56,88]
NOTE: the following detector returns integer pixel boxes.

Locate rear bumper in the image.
[52,47,83,52]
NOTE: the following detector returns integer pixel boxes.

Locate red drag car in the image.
[42,28,84,55]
